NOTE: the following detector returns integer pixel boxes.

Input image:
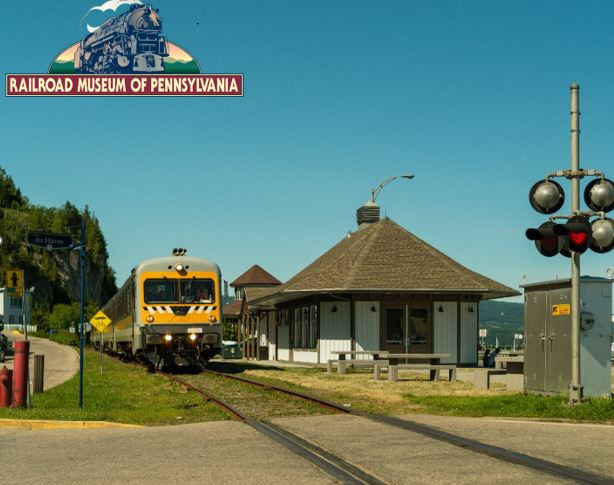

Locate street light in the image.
[371,174,414,203]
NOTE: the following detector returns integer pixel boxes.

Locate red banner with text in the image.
[6,74,243,96]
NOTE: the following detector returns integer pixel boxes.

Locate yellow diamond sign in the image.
[90,310,112,332]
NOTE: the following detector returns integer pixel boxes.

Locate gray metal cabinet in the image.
[523,278,612,398]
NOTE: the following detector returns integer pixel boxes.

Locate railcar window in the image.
[144,279,178,303]
[180,279,215,304]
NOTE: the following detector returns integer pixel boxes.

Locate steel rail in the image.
[156,368,385,484]
[157,371,245,421]
[205,367,613,485]
[203,368,352,414]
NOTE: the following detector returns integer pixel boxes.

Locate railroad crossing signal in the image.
[553,216,593,254]
[584,178,614,212]
[90,311,112,332]
[527,182,614,256]
[6,269,23,297]
[525,221,560,257]
[528,180,565,214]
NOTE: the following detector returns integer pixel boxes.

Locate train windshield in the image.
[144,279,178,303]
[180,279,215,304]
[144,279,215,304]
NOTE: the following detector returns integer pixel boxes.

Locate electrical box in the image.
[522,277,612,398]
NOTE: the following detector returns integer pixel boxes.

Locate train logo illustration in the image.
[49,3,200,75]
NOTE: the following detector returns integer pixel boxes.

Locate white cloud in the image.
[88,0,142,14]
[81,0,142,33]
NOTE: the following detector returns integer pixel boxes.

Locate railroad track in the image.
[120,355,611,484]
[194,366,613,485]
[157,370,386,485]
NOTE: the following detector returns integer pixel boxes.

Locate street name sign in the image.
[27,232,73,250]
[6,269,23,297]
[90,310,112,332]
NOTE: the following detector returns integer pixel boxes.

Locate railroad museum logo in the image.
[6,1,243,97]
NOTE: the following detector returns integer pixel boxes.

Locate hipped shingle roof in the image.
[230,265,282,287]
[250,218,518,305]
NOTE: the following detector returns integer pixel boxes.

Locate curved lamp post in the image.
[371,174,414,203]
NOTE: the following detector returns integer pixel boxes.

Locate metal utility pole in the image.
[79,217,86,408]
[569,83,582,404]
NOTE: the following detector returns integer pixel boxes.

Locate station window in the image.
[289,305,317,350]
[10,297,22,308]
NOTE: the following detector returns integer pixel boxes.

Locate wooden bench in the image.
[327,350,387,374]
[473,368,507,390]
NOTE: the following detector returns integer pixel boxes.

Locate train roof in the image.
[135,256,220,274]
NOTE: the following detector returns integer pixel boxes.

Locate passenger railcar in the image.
[92,249,222,368]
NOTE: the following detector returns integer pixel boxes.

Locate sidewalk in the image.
[1,331,79,391]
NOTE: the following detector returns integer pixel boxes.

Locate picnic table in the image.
[375,353,455,382]
[326,350,456,382]
[327,350,387,373]
[496,354,524,391]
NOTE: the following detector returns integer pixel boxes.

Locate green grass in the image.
[0,349,228,425]
[402,393,614,422]
[31,330,79,346]
[210,362,614,423]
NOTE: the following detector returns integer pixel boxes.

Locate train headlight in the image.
[189,333,197,342]
[147,315,154,323]
[175,264,184,272]
[208,315,216,323]
[164,334,172,342]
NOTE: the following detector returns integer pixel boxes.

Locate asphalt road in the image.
[3,413,614,484]
[0,421,336,484]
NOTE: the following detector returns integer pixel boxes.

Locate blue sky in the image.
[2,1,614,302]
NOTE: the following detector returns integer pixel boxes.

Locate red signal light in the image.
[553,216,592,254]
[569,232,587,246]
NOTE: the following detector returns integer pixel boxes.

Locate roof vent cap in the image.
[357,200,380,229]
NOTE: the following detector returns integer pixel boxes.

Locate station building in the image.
[236,204,518,366]
[222,265,281,358]
[0,288,32,331]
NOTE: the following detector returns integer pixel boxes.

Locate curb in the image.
[0,419,142,430]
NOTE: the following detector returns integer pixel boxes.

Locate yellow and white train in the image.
[92,249,222,368]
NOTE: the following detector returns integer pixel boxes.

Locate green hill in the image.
[0,167,117,329]
[479,300,524,347]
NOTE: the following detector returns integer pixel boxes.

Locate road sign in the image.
[27,232,73,250]
[479,328,487,337]
[90,311,112,332]
[6,269,23,297]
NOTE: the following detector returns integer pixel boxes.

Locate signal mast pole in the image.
[569,83,582,404]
